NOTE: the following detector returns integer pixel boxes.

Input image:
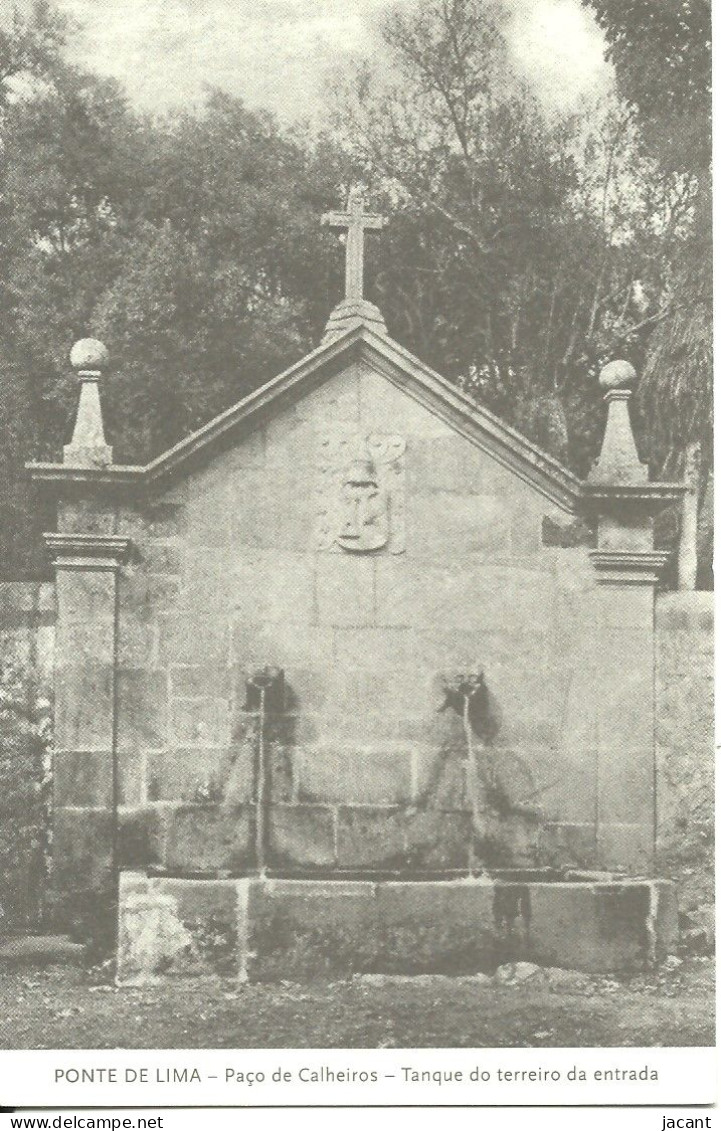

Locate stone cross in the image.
[322,187,387,301]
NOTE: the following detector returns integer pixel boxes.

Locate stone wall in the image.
[0,582,54,930]
[655,592,714,914]
[5,370,714,944]
[108,361,605,877]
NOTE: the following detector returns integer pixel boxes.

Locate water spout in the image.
[439,670,502,872]
[246,667,284,876]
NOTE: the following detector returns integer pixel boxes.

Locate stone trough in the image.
[116,869,678,984]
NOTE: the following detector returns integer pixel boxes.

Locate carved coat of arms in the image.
[315,430,406,554]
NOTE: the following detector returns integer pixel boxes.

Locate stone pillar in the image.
[45,533,130,942]
[678,441,701,590]
[589,549,667,871]
[585,361,670,873]
[43,337,129,944]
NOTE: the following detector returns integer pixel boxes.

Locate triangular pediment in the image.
[29,322,583,513]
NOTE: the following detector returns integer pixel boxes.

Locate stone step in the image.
[0,935,86,967]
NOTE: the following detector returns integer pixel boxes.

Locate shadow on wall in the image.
[436,670,543,867]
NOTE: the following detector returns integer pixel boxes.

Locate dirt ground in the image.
[0,957,714,1049]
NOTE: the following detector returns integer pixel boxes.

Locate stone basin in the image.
[116,869,678,984]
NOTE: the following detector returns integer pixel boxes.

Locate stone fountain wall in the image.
[8,366,714,944]
[655,591,714,915]
[88,362,607,880]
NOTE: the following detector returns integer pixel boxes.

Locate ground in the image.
[0,959,713,1049]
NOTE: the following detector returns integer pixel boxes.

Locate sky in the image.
[8,0,611,120]
[2,0,611,121]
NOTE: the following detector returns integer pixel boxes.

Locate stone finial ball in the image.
[599,359,637,390]
[70,338,109,372]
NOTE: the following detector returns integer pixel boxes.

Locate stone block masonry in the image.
[18,237,696,973]
[116,871,679,983]
[107,365,606,883]
[0,582,54,930]
[29,342,691,952]
[45,534,130,941]
[655,592,714,914]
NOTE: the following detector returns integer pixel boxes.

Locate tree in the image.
[583,0,712,585]
[0,1,74,577]
[331,0,686,472]
[0,0,708,581]
[582,0,710,172]
[91,92,347,458]
[0,0,68,107]
[0,28,348,570]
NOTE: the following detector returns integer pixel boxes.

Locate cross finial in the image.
[322,187,387,301]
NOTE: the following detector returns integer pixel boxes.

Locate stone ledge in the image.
[44,533,132,572]
[116,873,679,984]
[590,550,669,585]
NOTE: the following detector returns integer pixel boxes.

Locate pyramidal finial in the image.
[63,338,113,467]
[587,359,646,485]
[321,187,388,342]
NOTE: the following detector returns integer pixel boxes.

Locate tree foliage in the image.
[582,0,712,585]
[0,0,67,103]
[0,0,708,579]
[0,15,348,571]
[582,0,711,171]
[583,0,711,553]
[332,0,690,469]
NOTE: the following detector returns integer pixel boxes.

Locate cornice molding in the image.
[590,550,670,586]
[28,464,143,486]
[27,326,685,523]
[28,326,584,514]
[43,533,131,572]
[583,483,685,511]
